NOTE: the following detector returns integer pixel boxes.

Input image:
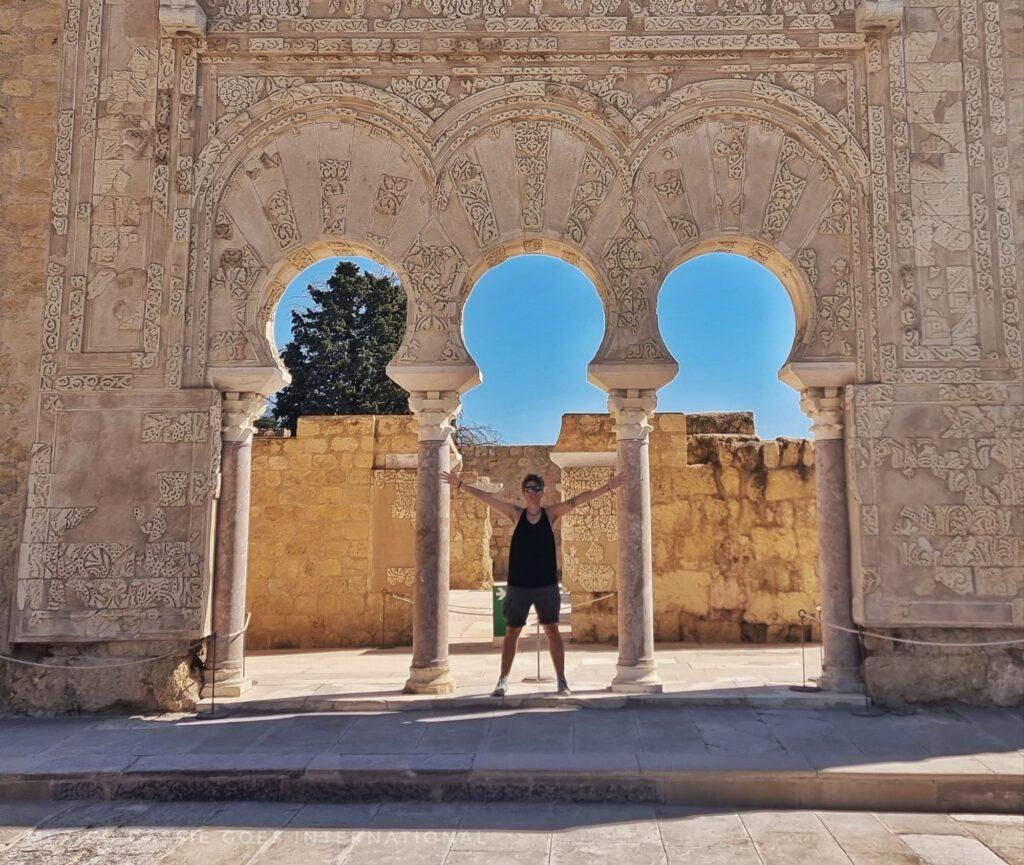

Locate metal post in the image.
[790,609,820,693]
[206,631,217,718]
[521,616,553,684]
[851,626,886,717]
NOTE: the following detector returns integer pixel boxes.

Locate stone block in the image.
[766,470,810,501]
[685,412,756,435]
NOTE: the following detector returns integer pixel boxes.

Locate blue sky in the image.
[273,253,811,442]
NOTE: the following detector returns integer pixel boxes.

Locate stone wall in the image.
[551,413,820,644]
[458,445,562,586]
[0,1,133,712]
[248,416,415,649]
[3,0,1019,709]
[247,412,820,650]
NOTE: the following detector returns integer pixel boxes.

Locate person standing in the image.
[442,469,624,696]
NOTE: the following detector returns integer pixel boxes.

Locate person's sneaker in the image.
[491,676,508,697]
[557,676,572,696]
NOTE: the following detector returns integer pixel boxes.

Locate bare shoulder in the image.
[546,500,570,519]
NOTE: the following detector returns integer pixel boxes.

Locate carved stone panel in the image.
[848,383,1024,629]
[369,469,417,592]
[558,466,617,593]
[11,390,221,642]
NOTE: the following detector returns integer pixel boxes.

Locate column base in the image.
[200,672,252,699]
[404,665,456,695]
[610,663,663,693]
[816,667,865,694]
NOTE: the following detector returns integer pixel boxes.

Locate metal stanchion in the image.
[789,609,820,693]
[206,630,218,718]
[521,618,553,684]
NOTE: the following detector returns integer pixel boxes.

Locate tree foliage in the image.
[271,261,409,431]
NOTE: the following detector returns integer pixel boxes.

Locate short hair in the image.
[521,473,544,490]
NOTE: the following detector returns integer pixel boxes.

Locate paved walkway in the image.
[0,799,1020,864]
[0,703,1020,812]
[219,590,838,713]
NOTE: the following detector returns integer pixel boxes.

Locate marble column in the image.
[404,391,460,695]
[608,390,662,693]
[202,391,265,698]
[801,386,863,693]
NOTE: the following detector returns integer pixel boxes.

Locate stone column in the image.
[800,386,863,693]
[404,391,461,695]
[608,390,662,693]
[201,391,264,698]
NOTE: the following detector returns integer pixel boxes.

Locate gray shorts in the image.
[503,583,561,628]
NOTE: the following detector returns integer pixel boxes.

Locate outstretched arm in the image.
[441,470,520,521]
[547,471,625,524]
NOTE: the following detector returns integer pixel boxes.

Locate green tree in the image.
[271,261,409,431]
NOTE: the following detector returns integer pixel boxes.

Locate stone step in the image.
[0,757,1018,814]
[197,690,867,716]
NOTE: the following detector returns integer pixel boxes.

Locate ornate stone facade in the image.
[0,0,1020,708]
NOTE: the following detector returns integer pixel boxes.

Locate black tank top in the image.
[508,507,558,588]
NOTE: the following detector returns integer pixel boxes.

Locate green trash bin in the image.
[492,582,507,642]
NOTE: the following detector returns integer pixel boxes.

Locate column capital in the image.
[608,389,657,441]
[159,0,207,38]
[221,392,266,443]
[800,386,845,440]
[409,390,461,442]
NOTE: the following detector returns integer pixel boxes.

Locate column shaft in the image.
[202,391,263,699]
[609,390,662,693]
[814,436,863,692]
[403,390,460,695]
[404,438,455,693]
[202,439,253,697]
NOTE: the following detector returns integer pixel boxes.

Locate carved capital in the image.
[608,389,657,441]
[855,0,904,33]
[409,390,461,442]
[159,0,207,39]
[221,392,266,443]
[800,386,845,440]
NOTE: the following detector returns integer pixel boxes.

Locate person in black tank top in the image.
[443,468,624,697]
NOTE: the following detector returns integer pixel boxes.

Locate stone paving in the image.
[0,701,1020,812]
[0,799,1020,864]
[209,591,841,713]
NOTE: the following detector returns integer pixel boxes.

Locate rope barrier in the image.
[0,615,252,671]
[569,593,616,610]
[799,610,1024,648]
[397,591,617,617]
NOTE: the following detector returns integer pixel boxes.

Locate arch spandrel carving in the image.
[434,112,628,271]
[634,107,866,367]
[199,114,435,382]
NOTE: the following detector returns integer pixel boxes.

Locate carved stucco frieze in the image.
[11,391,222,642]
[848,383,1024,629]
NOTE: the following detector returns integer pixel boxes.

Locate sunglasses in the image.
[523,485,543,493]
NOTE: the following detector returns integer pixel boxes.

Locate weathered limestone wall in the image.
[459,445,562,585]
[654,433,819,643]
[247,416,415,649]
[0,7,62,617]
[246,412,820,651]
[553,413,820,644]
[1,2,177,713]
